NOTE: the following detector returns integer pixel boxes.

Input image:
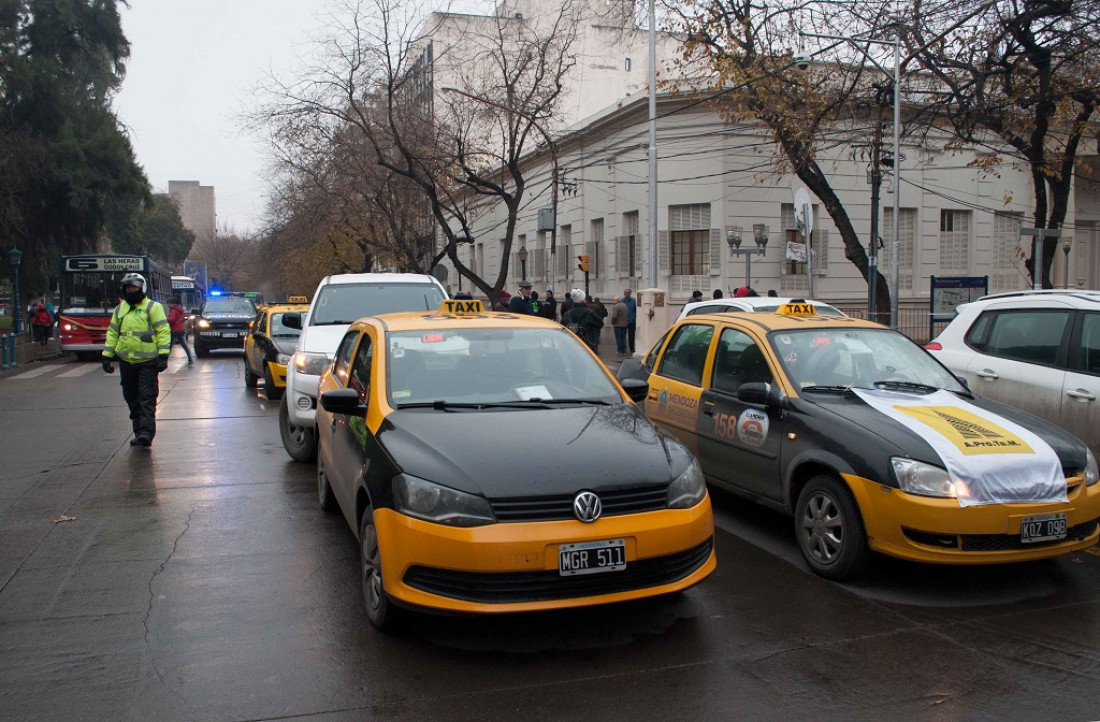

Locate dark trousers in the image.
[626,322,636,353]
[171,330,193,362]
[119,360,159,439]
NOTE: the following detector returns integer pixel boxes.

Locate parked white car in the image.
[675,296,846,323]
[279,273,447,462]
[926,289,1100,456]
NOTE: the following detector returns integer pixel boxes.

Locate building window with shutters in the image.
[589,218,603,277]
[991,212,1025,292]
[669,204,711,276]
[939,210,971,273]
[619,211,639,279]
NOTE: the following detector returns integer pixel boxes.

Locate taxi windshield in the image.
[386,327,622,407]
[772,327,967,393]
[269,312,302,337]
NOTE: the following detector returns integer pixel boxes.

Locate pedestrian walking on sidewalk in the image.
[167,297,194,365]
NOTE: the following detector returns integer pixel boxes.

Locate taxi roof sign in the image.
[440,299,485,315]
[777,302,817,317]
[288,295,308,303]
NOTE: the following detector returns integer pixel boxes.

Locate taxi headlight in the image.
[276,353,291,365]
[1086,448,1099,487]
[293,351,330,376]
[891,457,958,498]
[667,458,707,508]
[196,318,210,329]
[393,474,495,527]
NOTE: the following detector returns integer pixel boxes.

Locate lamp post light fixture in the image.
[518,245,528,284]
[1063,237,1072,289]
[8,246,23,335]
[726,224,767,287]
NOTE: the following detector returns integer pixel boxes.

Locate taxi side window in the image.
[712,329,772,393]
[255,311,267,335]
[332,331,359,385]
[657,324,714,386]
[645,330,671,371]
[349,334,373,403]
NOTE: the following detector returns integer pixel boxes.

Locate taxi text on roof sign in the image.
[288,295,308,303]
[440,299,485,315]
[778,302,817,317]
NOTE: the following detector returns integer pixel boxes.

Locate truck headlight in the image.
[1086,448,1099,487]
[393,474,495,527]
[891,457,965,499]
[668,458,707,508]
[293,351,330,376]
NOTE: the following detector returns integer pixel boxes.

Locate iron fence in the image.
[836,305,947,346]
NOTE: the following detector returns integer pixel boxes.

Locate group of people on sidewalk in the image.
[481,282,638,357]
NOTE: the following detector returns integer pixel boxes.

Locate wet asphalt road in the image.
[3,353,1100,721]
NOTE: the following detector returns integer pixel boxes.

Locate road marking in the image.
[57,364,99,377]
[9,364,66,379]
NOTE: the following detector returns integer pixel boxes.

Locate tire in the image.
[794,475,869,580]
[244,358,259,388]
[76,351,96,362]
[360,506,400,631]
[317,466,338,513]
[263,364,283,401]
[279,395,317,462]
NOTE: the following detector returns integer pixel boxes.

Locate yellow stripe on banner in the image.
[892,404,1035,456]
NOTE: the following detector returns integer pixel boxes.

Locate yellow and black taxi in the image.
[243,302,309,400]
[314,299,715,629]
[618,303,1100,580]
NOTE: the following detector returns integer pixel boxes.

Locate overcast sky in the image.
[113,0,330,236]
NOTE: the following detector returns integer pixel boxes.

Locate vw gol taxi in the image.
[618,303,1100,580]
[315,300,715,629]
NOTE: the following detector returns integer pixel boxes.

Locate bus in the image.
[171,275,206,315]
[58,254,172,360]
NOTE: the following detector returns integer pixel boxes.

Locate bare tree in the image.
[670,0,900,319]
[251,0,583,303]
[899,0,1100,288]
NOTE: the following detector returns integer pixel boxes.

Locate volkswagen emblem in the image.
[573,491,602,523]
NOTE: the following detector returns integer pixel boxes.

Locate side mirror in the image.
[618,377,649,403]
[282,311,302,330]
[737,381,788,409]
[616,357,649,383]
[320,388,367,416]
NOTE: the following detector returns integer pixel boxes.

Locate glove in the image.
[155,356,169,373]
[102,359,114,374]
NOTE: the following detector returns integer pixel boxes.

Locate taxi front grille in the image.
[402,538,713,604]
[904,519,1099,552]
[488,487,669,522]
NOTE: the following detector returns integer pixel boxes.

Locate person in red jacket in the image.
[32,302,53,345]
[167,297,194,365]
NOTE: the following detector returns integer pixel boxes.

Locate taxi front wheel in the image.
[794,475,869,580]
[360,507,401,631]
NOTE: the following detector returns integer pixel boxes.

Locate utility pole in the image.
[868,106,884,324]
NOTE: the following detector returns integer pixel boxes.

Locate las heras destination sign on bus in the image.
[64,256,145,271]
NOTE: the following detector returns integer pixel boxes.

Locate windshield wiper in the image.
[801,384,855,395]
[514,398,612,406]
[872,380,941,394]
[395,401,550,411]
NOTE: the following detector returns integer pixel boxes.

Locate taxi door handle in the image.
[1066,388,1096,401]
[975,369,999,380]
[703,401,715,417]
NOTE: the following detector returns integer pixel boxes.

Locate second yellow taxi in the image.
[619,302,1100,579]
[243,302,309,400]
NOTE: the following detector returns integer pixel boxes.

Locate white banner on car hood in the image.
[852,389,1067,507]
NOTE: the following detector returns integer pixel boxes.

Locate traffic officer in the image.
[101,273,171,447]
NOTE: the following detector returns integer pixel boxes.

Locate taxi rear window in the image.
[657,324,714,386]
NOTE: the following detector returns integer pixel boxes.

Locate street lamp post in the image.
[518,246,528,284]
[1063,238,1072,289]
[8,247,23,335]
[802,31,901,329]
[726,225,768,287]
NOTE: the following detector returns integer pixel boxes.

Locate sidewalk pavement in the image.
[0,336,68,377]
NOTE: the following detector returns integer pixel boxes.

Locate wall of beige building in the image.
[168,180,216,249]
[446,94,1098,329]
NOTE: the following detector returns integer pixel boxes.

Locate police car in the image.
[618,303,1100,579]
[314,299,716,629]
